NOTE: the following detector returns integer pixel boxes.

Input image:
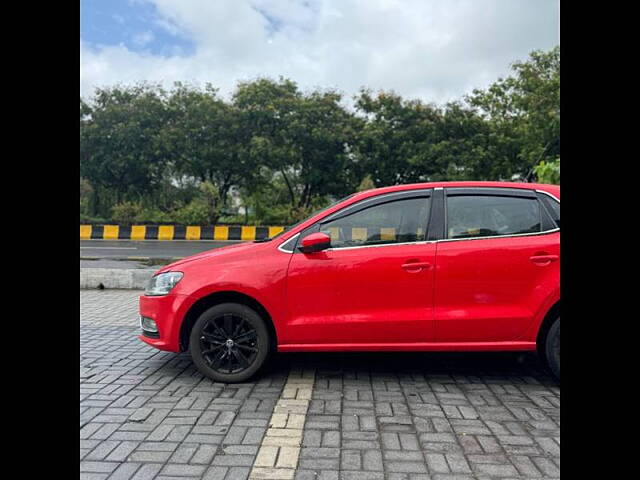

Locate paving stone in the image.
[80,290,559,480]
[130,464,164,480]
[161,464,208,476]
[108,462,142,480]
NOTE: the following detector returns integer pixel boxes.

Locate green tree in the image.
[427,102,522,181]
[533,157,560,184]
[354,90,442,186]
[357,175,375,192]
[233,78,356,214]
[467,46,560,178]
[78,48,560,225]
[80,84,171,216]
[162,83,253,221]
[80,177,93,216]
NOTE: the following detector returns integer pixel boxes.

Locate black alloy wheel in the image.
[200,313,258,373]
[190,303,271,383]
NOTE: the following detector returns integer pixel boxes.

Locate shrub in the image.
[217,214,246,225]
[134,207,173,224]
[357,175,375,192]
[172,201,210,225]
[533,158,560,184]
[111,201,143,224]
[80,213,107,224]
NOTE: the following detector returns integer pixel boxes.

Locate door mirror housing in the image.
[298,232,331,253]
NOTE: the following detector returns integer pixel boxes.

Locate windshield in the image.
[258,194,356,242]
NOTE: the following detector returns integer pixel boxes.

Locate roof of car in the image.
[353,181,560,200]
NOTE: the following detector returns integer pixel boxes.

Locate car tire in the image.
[189,303,271,383]
[545,317,560,381]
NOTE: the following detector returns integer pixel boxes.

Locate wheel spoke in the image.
[226,350,234,373]
[224,314,233,336]
[234,330,257,344]
[236,344,257,353]
[202,344,224,356]
[210,350,227,369]
[202,333,225,344]
[231,317,244,338]
[232,348,250,368]
[209,321,228,339]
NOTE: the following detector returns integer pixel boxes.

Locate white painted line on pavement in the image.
[249,368,316,480]
[80,247,138,250]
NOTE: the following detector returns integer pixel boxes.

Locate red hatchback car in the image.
[139,181,560,382]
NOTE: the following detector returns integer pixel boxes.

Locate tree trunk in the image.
[281,169,296,207]
[92,188,100,216]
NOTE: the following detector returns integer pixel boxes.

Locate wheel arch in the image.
[179,290,277,352]
[536,299,560,359]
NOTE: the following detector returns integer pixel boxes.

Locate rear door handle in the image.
[401,261,431,272]
[529,254,559,265]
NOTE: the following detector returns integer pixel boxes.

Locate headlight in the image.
[145,272,183,296]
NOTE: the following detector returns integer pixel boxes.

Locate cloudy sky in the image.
[80,0,559,105]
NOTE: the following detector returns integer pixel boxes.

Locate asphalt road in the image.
[80,240,242,260]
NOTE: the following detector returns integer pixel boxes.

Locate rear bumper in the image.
[138,293,192,352]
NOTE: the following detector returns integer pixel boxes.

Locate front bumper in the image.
[138,293,191,352]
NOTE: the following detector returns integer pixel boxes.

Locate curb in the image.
[80,256,183,262]
[80,224,284,241]
[80,268,156,290]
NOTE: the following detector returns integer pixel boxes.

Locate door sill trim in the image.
[277,341,537,352]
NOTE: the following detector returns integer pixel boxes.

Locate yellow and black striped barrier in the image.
[81,225,420,243]
[80,225,285,241]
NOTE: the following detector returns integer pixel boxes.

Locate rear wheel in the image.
[545,317,560,380]
[189,303,270,383]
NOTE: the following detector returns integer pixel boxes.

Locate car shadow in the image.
[262,350,557,386]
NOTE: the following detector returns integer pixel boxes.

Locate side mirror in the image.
[298,232,331,253]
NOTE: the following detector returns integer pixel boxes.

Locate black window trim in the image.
[536,190,561,229]
[276,187,560,252]
[291,188,435,252]
[320,189,433,224]
[445,187,536,198]
[440,187,560,243]
[277,232,300,253]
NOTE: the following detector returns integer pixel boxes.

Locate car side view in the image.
[139,181,560,383]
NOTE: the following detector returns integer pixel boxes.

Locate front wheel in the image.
[189,303,271,383]
[545,317,560,380]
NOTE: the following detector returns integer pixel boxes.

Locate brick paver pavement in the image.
[80,290,559,480]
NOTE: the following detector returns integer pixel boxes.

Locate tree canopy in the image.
[80,47,560,225]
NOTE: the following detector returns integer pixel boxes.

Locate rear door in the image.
[435,187,560,343]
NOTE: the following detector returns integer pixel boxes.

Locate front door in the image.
[283,191,436,346]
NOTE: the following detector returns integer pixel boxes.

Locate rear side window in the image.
[319,197,430,248]
[538,193,560,228]
[446,195,541,239]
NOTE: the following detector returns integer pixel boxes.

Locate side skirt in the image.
[277,342,537,352]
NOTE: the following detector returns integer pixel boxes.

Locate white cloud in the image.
[132,30,155,47]
[80,0,559,104]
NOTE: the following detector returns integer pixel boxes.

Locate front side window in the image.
[446,195,541,239]
[269,193,356,242]
[319,197,431,248]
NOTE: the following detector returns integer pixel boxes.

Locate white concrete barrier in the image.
[80,268,156,289]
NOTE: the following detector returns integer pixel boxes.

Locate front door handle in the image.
[401,261,431,272]
[529,254,559,265]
